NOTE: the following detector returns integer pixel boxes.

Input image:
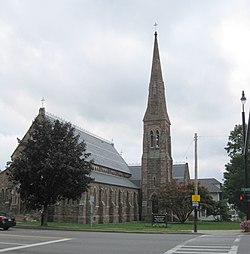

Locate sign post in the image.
[194,133,198,233]
[192,196,200,211]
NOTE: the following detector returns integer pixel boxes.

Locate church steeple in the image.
[143,32,170,124]
[141,32,173,221]
[150,32,164,84]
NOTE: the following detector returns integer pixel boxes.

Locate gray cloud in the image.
[0,0,249,182]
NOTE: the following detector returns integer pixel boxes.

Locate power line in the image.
[198,135,228,138]
[182,138,194,160]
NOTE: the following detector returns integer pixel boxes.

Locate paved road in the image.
[164,232,241,254]
[0,228,247,254]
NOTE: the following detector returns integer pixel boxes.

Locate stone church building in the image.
[0,32,188,223]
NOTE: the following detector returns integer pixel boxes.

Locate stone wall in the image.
[53,182,139,224]
[0,168,139,224]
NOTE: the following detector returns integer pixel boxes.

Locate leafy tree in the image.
[223,124,246,213]
[8,117,93,226]
[207,200,230,221]
[198,185,216,217]
[225,124,244,157]
[157,180,214,223]
[157,181,192,223]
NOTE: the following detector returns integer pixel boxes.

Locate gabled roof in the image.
[172,163,190,182]
[45,111,131,175]
[192,178,222,193]
[172,164,186,180]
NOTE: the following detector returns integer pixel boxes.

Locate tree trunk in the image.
[41,205,48,226]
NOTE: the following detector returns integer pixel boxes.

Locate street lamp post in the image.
[241,91,250,220]
[241,91,247,187]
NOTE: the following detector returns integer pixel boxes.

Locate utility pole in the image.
[194,133,198,232]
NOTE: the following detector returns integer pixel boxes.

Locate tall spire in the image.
[150,32,164,84]
[143,32,170,124]
[141,32,173,221]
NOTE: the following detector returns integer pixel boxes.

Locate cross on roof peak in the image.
[41,97,45,108]
[154,22,158,32]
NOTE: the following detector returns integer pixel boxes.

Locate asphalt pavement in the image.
[0,227,248,254]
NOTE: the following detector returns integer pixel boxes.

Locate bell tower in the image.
[141,32,172,221]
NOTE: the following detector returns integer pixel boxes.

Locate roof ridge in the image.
[46,111,114,146]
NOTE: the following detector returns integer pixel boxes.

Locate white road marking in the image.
[178,246,230,251]
[0,242,26,246]
[163,235,240,254]
[228,245,239,254]
[234,236,241,242]
[163,236,201,254]
[0,238,71,252]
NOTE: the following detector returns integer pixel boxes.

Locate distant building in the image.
[197,178,222,202]
[195,178,222,221]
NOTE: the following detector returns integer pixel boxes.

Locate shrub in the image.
[240,220,250,232]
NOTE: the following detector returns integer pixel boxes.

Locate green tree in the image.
[225,124,244,157]
[8,117,93,226]
[158,181,192,223]
[158,180,214,223]
[207,200,230,221]
[223,124,246,213]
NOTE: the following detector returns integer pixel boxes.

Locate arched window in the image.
[156,130,160,148]
[153,176,156,186]
[150,131,154,148]
[93,188,97,206]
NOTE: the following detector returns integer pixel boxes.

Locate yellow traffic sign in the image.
[192,195,200,202]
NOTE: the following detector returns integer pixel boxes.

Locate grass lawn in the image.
[16,220,241,233]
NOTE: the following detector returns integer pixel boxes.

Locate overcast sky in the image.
[0,0,249,181]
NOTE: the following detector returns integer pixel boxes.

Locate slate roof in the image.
[199,178,222,193]
[75,128,131,175]
[191,178,222,193]
[128,165,141,188]
[129,163,190,187]
[172,164,186,180]
[45,112,131,175]
[90,171,139,189]
[129,165,141,180]
[172,163,190,182]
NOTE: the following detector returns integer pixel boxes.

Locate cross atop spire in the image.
[154,22,158,32]
[41,97,45,108]
[154,22,158,37]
